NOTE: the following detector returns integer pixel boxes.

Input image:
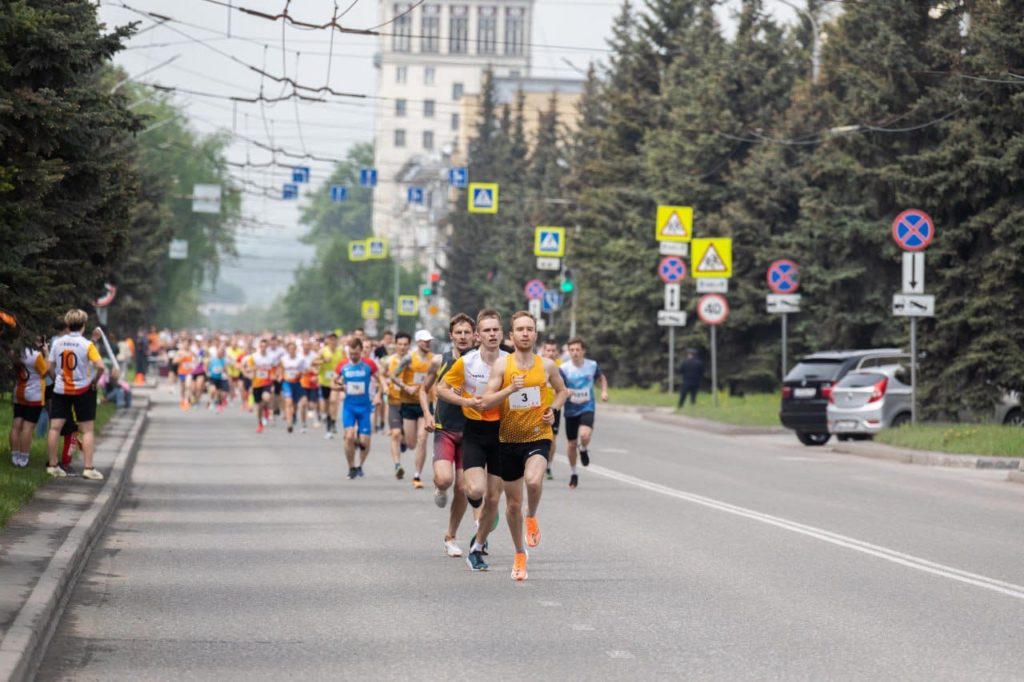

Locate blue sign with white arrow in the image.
[282,183,299,200]
[292,166,310,184]
[330,185,348,203]
[542,290,563,313]
[448,167,468,188]
[359,168,378,188]
[407,187,425,204]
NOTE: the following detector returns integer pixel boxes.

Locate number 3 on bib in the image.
[509,386,541,409]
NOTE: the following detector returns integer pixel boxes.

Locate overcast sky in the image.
[96,0,808,305]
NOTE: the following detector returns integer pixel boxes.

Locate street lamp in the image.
[776,0,822,84]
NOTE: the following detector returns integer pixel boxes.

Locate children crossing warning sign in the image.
[655,205,693,242]
[691,238,733,278]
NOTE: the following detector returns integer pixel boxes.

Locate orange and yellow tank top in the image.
[400,351,434,404]
[498,353,553,443]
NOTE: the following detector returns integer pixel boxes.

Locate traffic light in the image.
[421,285,433,297]
[560,267,574,293]
[429,271,441,284]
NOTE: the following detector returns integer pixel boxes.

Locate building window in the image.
[395,99,407,117]
[424,66,436,85]
[424,99,435,118]
[395,129,406,147]
[449,5,468,54]
[452,82,464,100]
[423,130,434,150]
[477,7,497,55]
[396,65,407,83]
[392,4,412,52]
[451,112,460,131]
[421,5,440,52]
[505,7,525,56]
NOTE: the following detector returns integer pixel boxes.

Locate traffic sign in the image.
[448,167,469,188]
[657,310,687,327]
[697,279,728,293]
[692,238,733,278]
[902,252,925,294]
[528,298,542,319]
[168,239,188,260]
[359,168,377,187]
[192,184,222,214]
[398,295,418,316]
[408,186,425,204]
[664,283,681,312]
[659,241,688,257]
[282,183,299,200]
[468,183,499,213]
[348,241,367,261]
[767,294,801,314]
[697,294,729,325]
[366,237,388,259]
[524,279,546,301]
[292,166,310,184]
[542,290,562,313]
[330,185,348,203]
[534,226,566,257]
[361,300,381,320]
[364,318,378,337]
[766,259,799,294]
[536,257,560,271]
[892,209,934,251]
[655,205,693,242]
[658,256,687,284]
[892,294,935,317]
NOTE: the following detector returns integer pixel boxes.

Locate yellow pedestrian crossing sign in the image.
[691,238,733,278]
[361,300,380,319]
[348,240,367,261]
[656,205,693,242]
[398,295,418,316]
[366,237,388,259]
[468,183,499,214]
[534,226,566,257]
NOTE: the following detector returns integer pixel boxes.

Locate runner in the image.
[561,337,609,489]
[420,313,475,558]
[280,340,307,433]
[174,340,195,410]
[190,335,207,407]
[299,339,321,432]
[45,309,107,480]
[332,337,381,479]
[206,339,228,412]
[540,338,562,481]
[397,330,434,489]
[372,332,393,433]
[382,332,411,479]
[480,310,569,581]
[435,309,507,572]
[268,336,286,422]
[245,338,279,433]
[10,340,49,468]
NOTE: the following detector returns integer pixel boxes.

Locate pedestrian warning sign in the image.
[534,226,566,257]
[361,300,380,320]
[468,183,499,214]
[655,205,693,242]
[692,238,732,278]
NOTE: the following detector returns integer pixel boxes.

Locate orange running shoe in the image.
[511,552,528,581]
[525,516,541,548]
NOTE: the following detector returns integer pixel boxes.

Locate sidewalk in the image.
[0,397,148,682]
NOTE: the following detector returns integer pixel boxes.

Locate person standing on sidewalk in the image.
[677,348,705,408]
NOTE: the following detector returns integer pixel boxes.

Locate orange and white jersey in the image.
[48,332,102,396]
[15,349,49,406]
[247,351,278,388]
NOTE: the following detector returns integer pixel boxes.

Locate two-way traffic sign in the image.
[664,284,681,312]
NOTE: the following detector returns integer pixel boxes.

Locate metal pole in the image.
[711,325,718,408]
[668,326,675,394]
[910,317,917,424]
[569,286,577,338]
[781,312,788,381]
[392,256,400,334]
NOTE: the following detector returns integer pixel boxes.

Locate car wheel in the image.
[796,431,831,446]
[1004,409,1024,427]
[891,413,912,428]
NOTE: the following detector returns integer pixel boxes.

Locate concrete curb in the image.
[0,398,149,682]
[641,411,787,436]
[830,440,1022,471]
[1005,466,1024,485]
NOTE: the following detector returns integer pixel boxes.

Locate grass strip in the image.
[875,423,1024,458]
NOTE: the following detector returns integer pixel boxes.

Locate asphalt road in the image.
[38,390,1024,680]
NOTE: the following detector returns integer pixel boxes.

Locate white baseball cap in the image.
[414,330,433,342]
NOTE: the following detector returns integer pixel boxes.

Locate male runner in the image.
[316,333,345,437]
[246,338,279,433]
[396,330,434,489]
[268,336,286,421]
[333,337,381,479]
[383,332,410,479]
[280,340,307,433]
[175,340,195,410]
[420,313,475,558]
[480,311,569,581]
[540,338,562,481]
[299,339,321,431]
[373,331,393,432]
[435,310,507,572]
[561,337,609,489]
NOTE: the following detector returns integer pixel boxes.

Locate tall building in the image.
[372,0,535,268]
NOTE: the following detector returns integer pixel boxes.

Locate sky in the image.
[95,0,810,306]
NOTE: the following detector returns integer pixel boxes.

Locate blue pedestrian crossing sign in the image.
[468,183,499,214]
[330,185,348,203]
[292,166,311,184]
[542,290,563,313]
[366,237,388,259]
[282,183,298,200]
[359,168,378,188]
[534,226,566,258]
[448,167,469,188]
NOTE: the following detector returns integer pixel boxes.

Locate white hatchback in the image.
[826,365,912,440]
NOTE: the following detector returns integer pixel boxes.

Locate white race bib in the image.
[345,382,366,395]
[570,389,590,404]
[508,386,541,410]
[325,370,336,380]
[413,372,427,385]
[256,369,270,379]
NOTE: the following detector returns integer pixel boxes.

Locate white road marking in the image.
[587,463,1024,602]
[779,456,828,462]
[539,600,561,607]
[606,650,635,659]
[600,448,630,454]
[572,623,595,632]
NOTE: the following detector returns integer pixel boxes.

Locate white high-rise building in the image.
[372,0,534,269]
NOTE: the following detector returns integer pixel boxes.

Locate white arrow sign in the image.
[528,298,542,319]
[902,252,925,294]
[767,294,802,314]
[892,293,935,317]
[657,310,687,327]
[664,284,681,312]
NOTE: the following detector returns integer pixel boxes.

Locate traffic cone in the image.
[134,371,146,386]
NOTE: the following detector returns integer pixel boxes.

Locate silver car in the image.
[827,365,912,440]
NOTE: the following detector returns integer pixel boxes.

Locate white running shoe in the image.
[301,426,307,434]
[82,468,105,481]
[46,465,67,478]
[443,537,463,558]
[433,488,448,509]
[324,431,334,440]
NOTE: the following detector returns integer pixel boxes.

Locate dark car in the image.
[780,349,908,446]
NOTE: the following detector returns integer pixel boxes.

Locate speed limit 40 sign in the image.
[697,294,729,325]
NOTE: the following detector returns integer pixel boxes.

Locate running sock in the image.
[471,542,484,553]
[414,470,421,479]
[467,496,482,509]
[571,466,577,474]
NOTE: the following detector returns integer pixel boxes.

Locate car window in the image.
[858,357,880,369]
[837,372,886,388]
[786,360,844,382]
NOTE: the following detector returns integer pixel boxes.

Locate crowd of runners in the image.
[9,308,609,581]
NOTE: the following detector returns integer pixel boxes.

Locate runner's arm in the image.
[418,356,441,424]
[479,357,520,409]
[546,359,570,412]
[597,368,609,402]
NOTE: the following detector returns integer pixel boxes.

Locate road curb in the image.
[1006,466,1024,485]
[641,411,786,436]
[830,440,1022,470]
[0,398,148,682]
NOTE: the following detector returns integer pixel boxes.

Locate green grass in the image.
[610,387,781,427]
[0,398,117,529]
[875,423,1024,458]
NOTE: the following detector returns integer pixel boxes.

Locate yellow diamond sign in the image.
[656,205,693,242]
[691,238,733,278]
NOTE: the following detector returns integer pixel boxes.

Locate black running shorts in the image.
[13,403,43,422]
[498,440,551,482]
[564,411,595,441]
[462,418,501,475]
[400,403,424,421]
[50,390,97,423]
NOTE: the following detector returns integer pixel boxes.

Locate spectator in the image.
[677,348,705,408]
[101,367,132,408]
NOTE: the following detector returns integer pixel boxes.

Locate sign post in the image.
[766,259,800,380]
[697,294,729,407]
[658,256,688,393]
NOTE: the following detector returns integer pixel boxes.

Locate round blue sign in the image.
[767,259,799,294]
[892,209,934,252]
[658,256,687,284]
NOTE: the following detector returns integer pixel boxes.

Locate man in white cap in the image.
[393,329,435,488]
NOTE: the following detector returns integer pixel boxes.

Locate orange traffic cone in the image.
[134,371,146,386]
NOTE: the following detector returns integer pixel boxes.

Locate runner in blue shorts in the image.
[333,337,381,479]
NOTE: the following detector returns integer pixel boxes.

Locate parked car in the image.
[996,391,1022,426]
[780,349,908,446]
[827,366,911,439]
